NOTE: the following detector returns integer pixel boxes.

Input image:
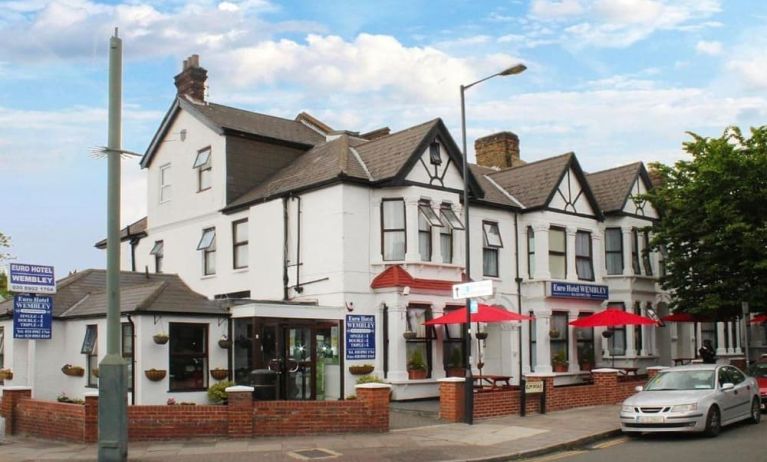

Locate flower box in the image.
[61,365,85,377]
[210,368,229,380]
[349,365,375,375]
[145,369,167,381]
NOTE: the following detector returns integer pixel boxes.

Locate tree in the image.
[646,126,767,319]
[0,231,11,299]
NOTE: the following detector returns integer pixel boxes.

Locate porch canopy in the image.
[424,304,534,325]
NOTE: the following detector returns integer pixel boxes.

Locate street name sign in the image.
[13,294,53,340]
[8,263,56,294]
[452,280,493,300]
[525,381,544,394]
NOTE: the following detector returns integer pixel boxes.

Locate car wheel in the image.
[704,406,721,437]
[749,398,761,424]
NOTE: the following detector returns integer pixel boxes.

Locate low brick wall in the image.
[1,384,391,442]
[440,369,648,422]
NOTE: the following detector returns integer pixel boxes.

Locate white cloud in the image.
[696,40,722,55]
[530,0,585,20]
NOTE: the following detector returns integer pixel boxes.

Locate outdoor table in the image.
[474,374,512,389]
[673,357,694,366]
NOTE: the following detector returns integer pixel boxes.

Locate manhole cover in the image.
[288,448,341,460]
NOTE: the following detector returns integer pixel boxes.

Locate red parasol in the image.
[661,312,710,323]
[425,304,534,325]
[569,308,658,328]
[749,314,767,325]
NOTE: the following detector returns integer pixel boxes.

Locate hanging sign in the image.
[13,294,53,340]
[345,314,375,360]
[8,263,56,294]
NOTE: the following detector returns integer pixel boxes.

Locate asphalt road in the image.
[522,418,766,462]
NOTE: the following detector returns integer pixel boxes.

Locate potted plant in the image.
[207,380,234,404]
[552,351,568,373]
[144,368,167,381]
[210,368,229,380]
[407,349,427,380]
[445,348,464,377]
[355,374,384,385]
[61,364,85,377]
[0,368,13,380]
[153,332,170,345]
[348,364,375,375]
[403,330,417,340]
[218,335,232,349]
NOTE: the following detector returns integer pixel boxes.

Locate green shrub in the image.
[356,374,384,384]
[207,380,234,403]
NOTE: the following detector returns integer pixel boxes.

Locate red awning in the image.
[750,314,767,325]
[661,312,710,323]
[425,304,534,325]
[569,308,658,328]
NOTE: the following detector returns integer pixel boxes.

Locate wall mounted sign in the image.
[13,294,53,340]
[8,263,56,294]
[548,282,608,301]
[525,381,544,394]
[345,314,375,360]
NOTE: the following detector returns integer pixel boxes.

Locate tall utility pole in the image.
[99,28,128,461]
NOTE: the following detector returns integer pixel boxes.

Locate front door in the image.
[281,326,314,400]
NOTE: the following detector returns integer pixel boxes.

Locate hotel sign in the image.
[13,294,53,340]
[8,263,56,294]
[346,314,375,360]
[548,282,608,301]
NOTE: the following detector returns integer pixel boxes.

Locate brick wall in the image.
[1,384,391,442]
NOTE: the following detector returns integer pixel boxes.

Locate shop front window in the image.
[169,323,208,391]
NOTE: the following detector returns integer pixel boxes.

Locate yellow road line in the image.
[525,450,586,462]
[591,437,628,449]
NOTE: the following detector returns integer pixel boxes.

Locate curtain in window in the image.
[382,200,406,260]
[483,248,499,277]
[418,211,431,261]
[440,227,452,263]
[575,231,593,280]
[605,228,623,275]
[549,228,566,279]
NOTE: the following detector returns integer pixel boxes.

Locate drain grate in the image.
[288,448,341,460]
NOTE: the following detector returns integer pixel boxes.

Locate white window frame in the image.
[159,163,172,203]
[194,147,212,192]
[149,240,164,273]
[197,228,217,276]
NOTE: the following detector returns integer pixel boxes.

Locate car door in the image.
[717,367,738,422]
[727,367,752,419]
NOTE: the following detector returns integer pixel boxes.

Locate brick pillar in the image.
[592,368,621,404]
[646,366,667,380]
[0,386,32,436]
[226,386,254,437]
[355,383,392,432]
[84,392,99,443]
[438,377,465,422]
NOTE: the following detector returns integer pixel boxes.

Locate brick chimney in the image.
[475,131,522,169]
[174,54,207,102]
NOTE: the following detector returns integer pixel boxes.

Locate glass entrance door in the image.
[283,326,313,400]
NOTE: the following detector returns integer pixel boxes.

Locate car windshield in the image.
[748,363,767,378]
[644,370,715,391]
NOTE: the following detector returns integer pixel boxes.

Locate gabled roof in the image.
[370,265,458,292]
[470,164,523,208]
[94,216,147,249]
[0,269,225,319]
[354,119,439,180]
[587,162,653,214]
[141,97,324,168]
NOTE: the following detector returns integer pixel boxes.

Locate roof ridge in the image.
[204,101,309,127]
[587,161,642,177]
[505,151,573,171]
[357,118,440,148]
[136,280,169,311]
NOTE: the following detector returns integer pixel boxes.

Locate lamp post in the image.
[460,63,526,425]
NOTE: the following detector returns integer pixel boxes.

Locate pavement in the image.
[0,405,622,462]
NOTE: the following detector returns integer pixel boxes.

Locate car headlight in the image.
[670,403,697,412]
[621,405,635,413]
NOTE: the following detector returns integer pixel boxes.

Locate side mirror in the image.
[635,385,644,392]
[721,382,734,391]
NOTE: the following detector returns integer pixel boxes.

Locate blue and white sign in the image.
[549,282,608,301]
[8,263,56,294]
[346,314,375,360]
[13,295,53,340]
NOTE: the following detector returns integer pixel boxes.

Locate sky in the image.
[1,0,766,276]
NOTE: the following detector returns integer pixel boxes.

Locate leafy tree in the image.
[647,126,767,319]
[0,231,10,299]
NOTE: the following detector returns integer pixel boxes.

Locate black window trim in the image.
[604,227,624,275]
[381,198,406,261]
[641,230,653,276]
[482,220,501,277]
[575,230,594,281]
[168,322,209,392]
[232,218,249,270]
[549,226,567,279]
[198,227,216,276]
[527,226,535,279]
[194,146,212,192]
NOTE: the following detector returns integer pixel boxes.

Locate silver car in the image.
[620,364,761,437]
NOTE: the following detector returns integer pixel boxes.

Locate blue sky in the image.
[1,0,766,275]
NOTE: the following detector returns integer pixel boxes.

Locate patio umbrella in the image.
[424,304,534,325]
[570,308,658,367]
[749,313,767,325]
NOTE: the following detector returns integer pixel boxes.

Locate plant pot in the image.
[210,369,229,380]
[553,363,569,373]
[153,334,170,345]
[403,331,417,340]
[144,369,167,381]
[475,332,488,340]
[579,362,593,371]
[407,369,427,380]
[0,369,13,380]
[445,367,464,377]
[349,365,375,375]
[61,365,85,377]
[218,338,232,349]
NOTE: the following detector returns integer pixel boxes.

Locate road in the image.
[521,419,766,462]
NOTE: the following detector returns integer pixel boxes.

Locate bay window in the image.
[642,230,653,275]
[439,203,463,263]
[418,201,443,261]
[381,199,406,261]
[550,312,568,367]
[549,227,566,279]
[442,306,465,373]
[604,228,623,275]
[631,228,641,274]
[169,323,208,391]
[122,322,133,391]
[633,302,643,354]
[575,230,594,281]
[81,325,98,387]
[607,303,627,356]
[406,305,434,378]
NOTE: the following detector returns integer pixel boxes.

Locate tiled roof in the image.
[485,153,574,208]
[469,164,521,208]
[94,216,147,249]
[370,265,458,292]
[354,119,440,180]
[586,162,643,213]
[0,269,225,318]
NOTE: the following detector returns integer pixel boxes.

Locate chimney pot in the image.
[174,54,208,102]
[475,131,521,169]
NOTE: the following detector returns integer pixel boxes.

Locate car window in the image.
[748,364,767,377]
[728,367,745,384]
[718,367,732,386]
[646,370,715,390]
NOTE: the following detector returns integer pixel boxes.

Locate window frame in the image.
[405,305,434,378]
[159,163,172,203]
[150,240,164,273]
[604,227,623,275]
[168,322,209,392]
[232,219,249,269]
[527,226,535,279]
[194,147,212,192]
[631,228,641,275]
[0,326,4,371]
[197,227,217,276]
[429,142,442,165]
[575,230,594,281]
[633,301,643,354]
[82,324,98,388]
[641,230,653,276]
[550,311,569,369]
[529,311,537,371]
[418,201,441,261]
[122,322,133,391]
[482,221,502,277]
[607,302,627,356]
[442,305,465,371]
[440,205,465,230]
[548,226,567,280]
[439,222,453,263]
[381,198,406,261]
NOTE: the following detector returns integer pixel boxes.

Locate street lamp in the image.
[460,63,526,425]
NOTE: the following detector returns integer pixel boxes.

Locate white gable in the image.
[548,168,595,216]
[623,178,659,218]
[404,140,464,190]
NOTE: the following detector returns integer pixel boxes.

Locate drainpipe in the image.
[227,314,233,381]
[514,212,527,416]
[129,238,137,272]
[126,314,136,405]
[282,197,289,300]
[292,195,303,293]
[383,303,389,379]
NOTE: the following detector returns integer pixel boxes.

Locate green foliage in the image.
[207,380,234,403]
[0,232,11,299]
[645,126,767,318]
[355,374,384,384]
[407,349,426,371]
[552,350,568,365]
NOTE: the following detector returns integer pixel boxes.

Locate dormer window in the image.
[193,147,212,192]
[429,142,441,165]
